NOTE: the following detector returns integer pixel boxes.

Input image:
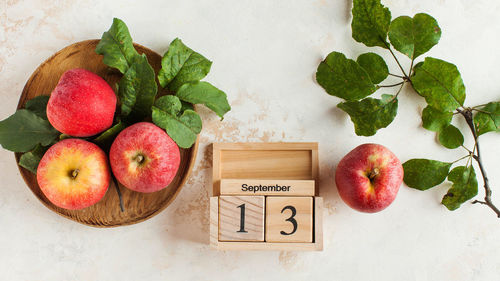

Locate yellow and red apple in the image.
[47,68,117,137]
[109,122,181,193]
[335,143,403,213]
[37,138,110,210]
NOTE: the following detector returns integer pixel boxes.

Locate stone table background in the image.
[1,0,499,280]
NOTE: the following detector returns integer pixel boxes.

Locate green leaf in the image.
[118,54,158,122]
[95,18,139,74]
[175,82,231,119]
[351,0,391,48]
[316,51,376,101]
[442,166,478,210]
[158,38,212,91]
[411,57,466,112]
[93,121,126,149]
[0,109,60,152]
[152,95,202,148]
[388,13,441,59]
[180,101,194,112]
[403,158,452,190]
[422,106,452,132]
[356,52,389,84]
[19,144,50,174]
[474,102,500,136]
[25,95,50,120]
[438,124,464,149]
[337,94,398,136]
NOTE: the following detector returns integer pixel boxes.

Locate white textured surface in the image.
[1,0,500,280]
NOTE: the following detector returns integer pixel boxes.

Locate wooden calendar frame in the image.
[210,142,323,251]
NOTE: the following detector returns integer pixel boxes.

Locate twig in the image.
[457,108,500,217]
[111,175,125,212]
[379,82,404,88]
[383,41,408,77]
[389,73,405,79]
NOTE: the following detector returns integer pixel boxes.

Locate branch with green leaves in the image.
[316,0,500,217]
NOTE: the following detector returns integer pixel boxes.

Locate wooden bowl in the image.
[15,40,199,227]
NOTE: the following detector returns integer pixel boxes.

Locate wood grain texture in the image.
[265,197,313,243]
[212,143,319,196]
[218,196,264,241]
[210,197,323,251]
[14,40,198,227]
[220,179,315,196]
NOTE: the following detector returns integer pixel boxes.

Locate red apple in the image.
[109,122,181,193]
[335,143,403,213]
[37,138,110,210]
[47,68,117,137]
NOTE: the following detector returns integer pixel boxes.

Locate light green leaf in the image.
[356,52,389,84]
[422,106,452,132]
[438,124,464,149]
[19,144,50,174]
[316,51,376,101]
[0,109,60,152]
[411,57,466,112]
[403,158,452,190]
[442,166,478,210]
[176,82,230,119]
[352,0,391,48]
[388,13,441,59]
[152,95,202,148]
[474,102,500,136]
[118,54,158,122]
[95,18,139,74]
[158,38,212,91]
[25,95,50,120]
[337,94,398,136]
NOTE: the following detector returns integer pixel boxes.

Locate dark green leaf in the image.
[442,166,478,210]
[118,54,158,122]
[25,95,50,120]
[93,121,126,149]
[388,13,441,59]
[152,95,202,148]
[158,38,212,91]
[0,109,60,152]
[337,94,398,136]
[422,106,452,132]
[411,57,466,112]
[95,18,139,74]
[473,102,500,136]
[180,101,194,112]
[351,0,391,48]
[316,51,376,101]
[438,124,464,149]
[403,158,452,190]
[175,82,231,119]
[19,144,50,174]
[356,52,389,84]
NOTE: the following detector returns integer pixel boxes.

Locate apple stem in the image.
[70,169,79,179]
[134,154,145,165]
[368,168,380,181]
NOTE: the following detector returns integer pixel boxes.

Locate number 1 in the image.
[237,204,248,233]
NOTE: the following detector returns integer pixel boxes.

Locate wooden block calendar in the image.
[210,142,323,251]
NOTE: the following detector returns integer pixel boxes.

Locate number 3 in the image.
[280,205,298,235]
